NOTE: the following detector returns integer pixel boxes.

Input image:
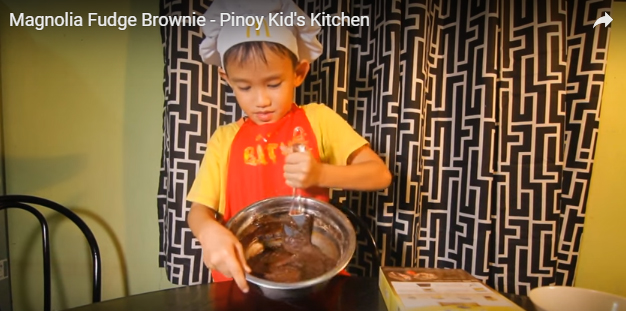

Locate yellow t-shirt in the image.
[186,103,369,215]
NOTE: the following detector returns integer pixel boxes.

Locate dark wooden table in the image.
[65,276,536,311]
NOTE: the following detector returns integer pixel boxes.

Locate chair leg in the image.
[0,203,52,311]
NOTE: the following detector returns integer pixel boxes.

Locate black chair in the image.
[336,201,381,276]
[0,195,102,311]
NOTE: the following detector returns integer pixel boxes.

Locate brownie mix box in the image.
[379,267,525,311]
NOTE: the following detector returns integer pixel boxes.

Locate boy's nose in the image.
[255,90,271,108]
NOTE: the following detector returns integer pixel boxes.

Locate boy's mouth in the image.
[255,111,274,122]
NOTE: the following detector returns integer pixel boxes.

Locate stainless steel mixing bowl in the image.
[225,196,356,300]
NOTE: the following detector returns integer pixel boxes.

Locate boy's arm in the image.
[317,144,392,191]
[283,143,392,191]
[188,202,251,292]
[286,104,392,191]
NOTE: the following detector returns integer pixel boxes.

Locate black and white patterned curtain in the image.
[157,0,611,294]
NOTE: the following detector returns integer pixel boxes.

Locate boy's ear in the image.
[218,67,230,85]
[293,60,310,87]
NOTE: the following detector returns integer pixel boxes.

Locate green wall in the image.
[0,0,177,310]
[575,3,626,297]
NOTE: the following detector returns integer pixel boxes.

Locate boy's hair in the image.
[223,41,299,70]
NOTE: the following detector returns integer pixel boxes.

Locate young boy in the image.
[187,0,392,293]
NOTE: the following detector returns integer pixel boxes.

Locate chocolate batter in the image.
[244,216,337,283]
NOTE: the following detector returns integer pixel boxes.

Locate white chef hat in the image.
[199,0,323,66]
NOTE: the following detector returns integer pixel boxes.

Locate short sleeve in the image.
[186,127,226,211]
[304,103,369,166]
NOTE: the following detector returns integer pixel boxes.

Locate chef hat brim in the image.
[199,0,323,66]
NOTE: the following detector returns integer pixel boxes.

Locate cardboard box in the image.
[379,267,525,311]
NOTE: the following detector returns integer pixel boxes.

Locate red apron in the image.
[212,104,330,282]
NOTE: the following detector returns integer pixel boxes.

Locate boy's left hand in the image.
[283,147,323,189]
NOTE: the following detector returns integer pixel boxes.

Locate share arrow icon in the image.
[593,12,613,28]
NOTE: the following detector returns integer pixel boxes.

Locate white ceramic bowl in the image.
[529,286,626,311]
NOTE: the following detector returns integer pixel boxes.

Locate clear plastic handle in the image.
[290,137,307,215]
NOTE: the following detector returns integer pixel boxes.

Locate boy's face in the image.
[219,47,310,125]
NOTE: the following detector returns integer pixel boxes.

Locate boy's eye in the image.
[237,85,251,91]
[268,82,282,88]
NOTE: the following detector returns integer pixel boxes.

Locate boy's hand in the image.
[283,147,323,189]
[198,220,252,293]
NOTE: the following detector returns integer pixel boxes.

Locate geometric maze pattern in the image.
[157,0,611,294]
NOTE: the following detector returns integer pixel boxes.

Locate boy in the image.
[187,0,392,293]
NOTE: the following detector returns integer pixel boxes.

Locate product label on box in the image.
[379,267,525,311]
[392,281,518,309]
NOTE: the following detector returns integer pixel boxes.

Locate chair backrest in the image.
[336,201,381,277]
[0,195,102,311]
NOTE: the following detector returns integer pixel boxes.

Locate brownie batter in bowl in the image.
[226,196,356,300]
[245,218,337,283]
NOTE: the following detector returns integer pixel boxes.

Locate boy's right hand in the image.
[197,220,252,293]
